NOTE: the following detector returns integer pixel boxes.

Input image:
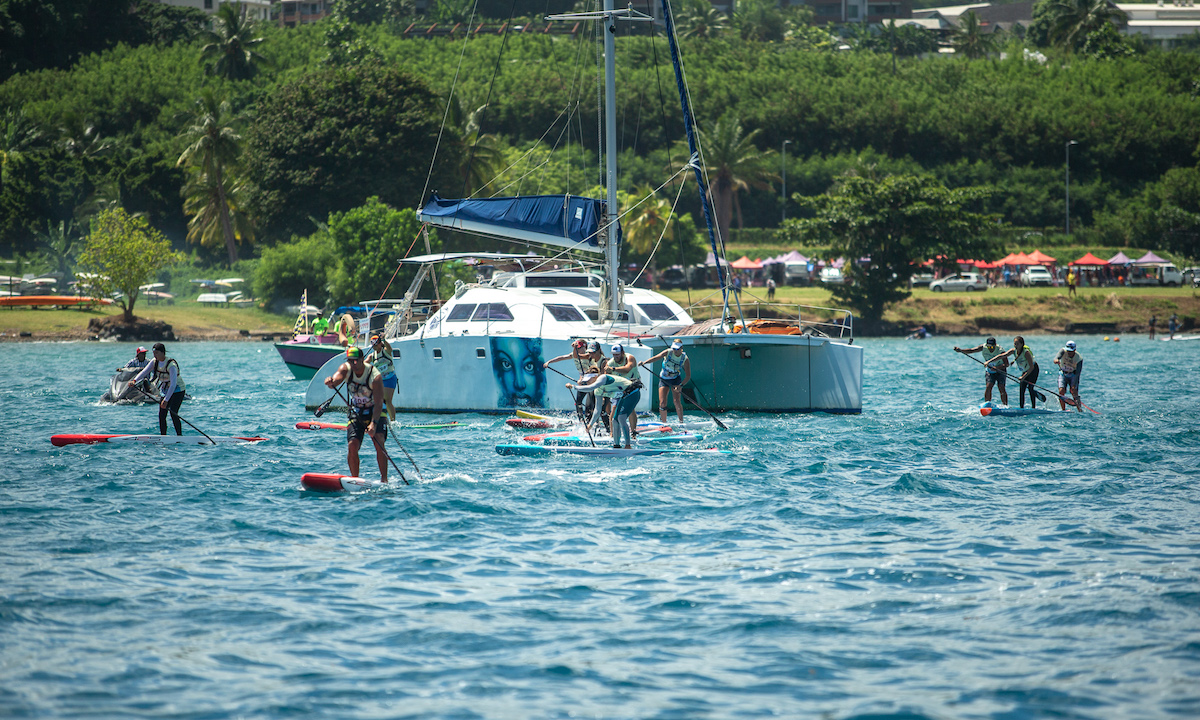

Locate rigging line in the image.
[421,0,483,207]
[373,225,427,305]
[628,176,689,312]
[460,0,523,201]
[479,101,576,197]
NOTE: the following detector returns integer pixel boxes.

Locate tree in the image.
[198,2,272,80]
[37,219,83,281]
[244,63,457,241]
[177,89,253,266]
[1,108,41,191]
[325,197,431,305]
[76,208,180,322]
[254,232,338,309]
[1033,0,1127,51]
[874,20,937,74]
[619,185,702,276]
[786,174,996,324]
[683,116,773,252]
[452,102,506,197]
[950,11,999,59]
[734,0,787,42]
[675,0,729,39]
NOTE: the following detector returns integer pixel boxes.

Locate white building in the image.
[1118,3,1200,46]
[154,0,272,23]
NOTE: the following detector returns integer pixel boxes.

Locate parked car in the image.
[910,272,935,288]
[929,272,988,292]
[1020,266,1054,287]
[784,262,811,286]
[1183,267,1200,288]
[818,267,845,285]
[657,266,688,289]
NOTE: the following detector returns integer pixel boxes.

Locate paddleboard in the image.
[296,420,460,431]
[51,434,267,446]
[495,443,730,457]
[301,472,388,492]
[979,402,1058,417]
[538,433,703,447]
[515,409,558,420]
[522,426,677,443]
[506,418,573,430]
[1160,335,1200,341]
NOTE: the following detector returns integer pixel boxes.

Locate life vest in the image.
[153,358,185,395]
[592,374,637,399]
[610,355,641,383]
[368,344,395,376]
[982,345,1007,372]
[1057,350,1082,375]
[346,363,380,420]
[1013,346,1035,374]
[660,350,687,380]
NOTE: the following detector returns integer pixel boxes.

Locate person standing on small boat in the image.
[311,311,329,336]
[1053,340,1084,413]
[366,334,397,422]
[545,339,594,422]
[645,340,691,425]
[995,336,1039,409]
[606,344,641,441]
[566,371,642,449]
[132,343,186,435]
[954,337,1009,405]
[324,347,388,482]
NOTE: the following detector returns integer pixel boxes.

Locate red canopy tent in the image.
[730,256,763,269]
[1070,252,1108,266]
[999,251,1036,266]
[1026,250,1056,265]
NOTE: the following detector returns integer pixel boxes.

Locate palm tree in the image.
[1041,0,1127,50]
[198,2,272,80]
[37,219,83,282]
[950,10,1000,59]
[685,116,773,249]
[176,89,252,265]
[734,0,786,42]
[622,185,679,278]
[1,108,41,190]
[675,0,729,39]
[453,102,506,197]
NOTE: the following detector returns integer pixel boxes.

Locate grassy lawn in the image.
[0,302,293,338]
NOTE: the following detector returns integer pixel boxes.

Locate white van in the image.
[1128,264,1183,287]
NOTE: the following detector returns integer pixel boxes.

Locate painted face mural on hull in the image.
[490,337,547,408]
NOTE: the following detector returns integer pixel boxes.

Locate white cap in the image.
[670,340,683,350]
[1065,340,1076,351]
[611,344,623,354]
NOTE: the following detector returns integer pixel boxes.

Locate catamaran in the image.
[304,0,862,416]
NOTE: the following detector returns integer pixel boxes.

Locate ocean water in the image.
[2,336,1199,719]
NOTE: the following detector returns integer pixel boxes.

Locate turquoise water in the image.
[2,336,1198,719]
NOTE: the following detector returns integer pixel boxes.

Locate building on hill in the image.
[1118,3,1200,47]
[799,0,914,25]
[155,0,272,22]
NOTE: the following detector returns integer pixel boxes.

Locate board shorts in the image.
[381,372,397,390]
[1058,372,1079,391]
[985,369,1006,388]
[660,375,683,388]
[614,390,640,419]
[347,416,388,444]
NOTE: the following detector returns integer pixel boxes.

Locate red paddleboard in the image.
[301,473,388,492]
[51,434,267,446]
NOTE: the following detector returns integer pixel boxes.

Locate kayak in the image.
[496,443,730,457]
[979,402,1059,417]
[301,472,388,492]
[296,420,461,431]
[51,434,267,446]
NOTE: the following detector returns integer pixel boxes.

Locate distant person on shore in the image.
[995,336,1039,409]
[1169,313,1179,340]
[1002,267,1012,287]
[954,337,1009,405]
[1149,314,1157,340]
[766,277,776,301]
[133,343,186,435]
[1067,268,1077,297]
[1053,341,1084,413]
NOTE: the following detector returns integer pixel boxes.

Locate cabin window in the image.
[476,348,487,358]
[526,275,591,288]
[583,308,600,322]
[638,303,677,321]
[446,304,476,322]
[545,304,586,322]
[432,349,443,359]
[471,303,514,321]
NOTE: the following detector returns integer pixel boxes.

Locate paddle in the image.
[637,354,728,431]
[544,365,598,447]
[955,349,1047,403]
[955,348,1097,414]
[313,394,335,418]
[328,384,410,485]
[384,417,425,481]
[132,387,216,445]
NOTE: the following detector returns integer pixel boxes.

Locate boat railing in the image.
[742,301,854,339]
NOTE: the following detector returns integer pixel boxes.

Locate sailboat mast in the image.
[603,0,620,321]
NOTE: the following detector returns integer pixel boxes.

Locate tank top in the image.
[572,352,590,376]
[346,363,381,420]
[153,358,185,395]
[1057,349,1082,375]
[592,374,635,399]
[1013,346,1035,374]
[660,350,687,380]
[982,344,1007,371]
[367,344,395,376]
[609,355,641,383]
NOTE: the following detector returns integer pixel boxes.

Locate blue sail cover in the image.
[418,194,609,254]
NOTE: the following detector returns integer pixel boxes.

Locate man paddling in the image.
[132,342,186,436]
[567,371,642,450]
[324,346,388,482]
[954,337,1009,405]
[606,344,642,441]
[994,336,1039,409]
[1053,340,1084,413]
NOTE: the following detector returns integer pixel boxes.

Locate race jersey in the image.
[572,352,591,376]
[367,344,395,377]
[609,356,641,383]
[1013,346,1035,375]
[660,350,687,380]
[1055,349,1083,375]
[346,364,381,421]
[982,344,1008,371]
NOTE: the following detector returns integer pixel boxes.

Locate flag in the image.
[291,289,308,339]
